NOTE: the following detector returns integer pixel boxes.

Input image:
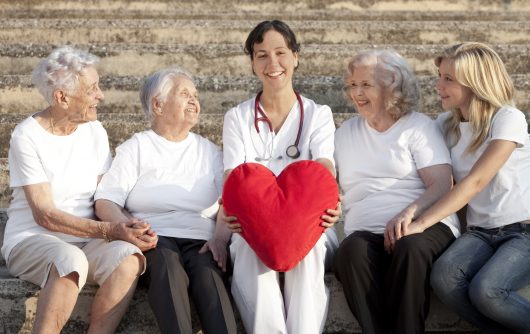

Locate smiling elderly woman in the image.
[333,49,460,334]
[94,67,236,334]
[1,46,155,333]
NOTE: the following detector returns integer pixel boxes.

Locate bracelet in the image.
[98,222,112,242]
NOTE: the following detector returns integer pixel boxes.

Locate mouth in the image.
[185,107,198,114]
[266,71,284,79]
[355,100,369,107]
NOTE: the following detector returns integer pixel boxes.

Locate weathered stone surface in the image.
[1,43,529,76]
[1,19,529,45]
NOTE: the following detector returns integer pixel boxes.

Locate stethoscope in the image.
[254,90,304,160]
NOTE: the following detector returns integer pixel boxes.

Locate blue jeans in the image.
[431,223,530,334]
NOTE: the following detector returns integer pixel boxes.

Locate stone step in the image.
[1,209,529,333]
[1,0,529,12]
[0,210,479,333]
[1,43,529,76]
[0,264,476,334]
[1,74,529,118]
[1,19,529,45]
[2,8,530,21]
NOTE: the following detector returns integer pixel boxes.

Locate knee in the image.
[393,235,427,262]
[60,247,89,282]
[468,277,506,311]
[334,235,369,278]
[430,256,460,295]
[113,254,143,282]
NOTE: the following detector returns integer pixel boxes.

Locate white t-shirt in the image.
[223,94,335,175]
[2,116,112,261]
[95,130,223,241]
[335,111,460,237]
[437,107,530,229]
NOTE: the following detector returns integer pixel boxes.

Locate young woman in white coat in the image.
[219,20,341,334]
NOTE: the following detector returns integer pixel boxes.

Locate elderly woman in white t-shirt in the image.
[333,49,460,334]
[94,67,236,334]
[1,46,154,333]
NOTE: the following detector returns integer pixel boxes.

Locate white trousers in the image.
[230,231,336,334]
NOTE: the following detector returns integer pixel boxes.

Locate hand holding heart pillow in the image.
[222,160,339,272]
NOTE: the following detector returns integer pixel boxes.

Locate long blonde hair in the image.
[435,42,515,152]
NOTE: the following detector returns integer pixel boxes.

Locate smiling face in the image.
[65,66,104,124]
[436,58,474,119]
[159,75,200,130]
[344,64,386,119]
[251,29,299,92]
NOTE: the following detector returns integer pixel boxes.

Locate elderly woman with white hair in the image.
[333,49,460,334]
[1,46,155,333]
[94,67,236,334]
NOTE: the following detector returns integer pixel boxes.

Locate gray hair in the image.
[345,49,420,116]
[31,45,99,105]
[139,67,194,121]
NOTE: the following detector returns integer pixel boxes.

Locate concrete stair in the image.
[1,0,530,332]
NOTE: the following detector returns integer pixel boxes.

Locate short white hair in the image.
[31,45,99,105]
[139,67,194,121]
[345,49,420,116]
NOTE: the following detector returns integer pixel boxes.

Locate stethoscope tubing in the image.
[253,91,303,159]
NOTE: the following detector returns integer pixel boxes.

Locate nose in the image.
[95,84,104,100]
[435,78,443,92]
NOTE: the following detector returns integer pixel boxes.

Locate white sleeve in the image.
[410,119,452,170]
[94,138,139,207]
[309,105,336,166]
[94,122,112,175]
[212,144,224,196]
[8,133,48,187]
[490,107,528,147]
[222,107,246,171]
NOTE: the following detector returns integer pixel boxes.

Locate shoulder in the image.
[225,97,254,118]
[492,105,526,123]
[12,116,39,138]
[335,116,360,140]
[115,130,150,154]
[191,132,221,152]
[301,95,332,116]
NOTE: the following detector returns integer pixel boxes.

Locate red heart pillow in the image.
[222,160,339,272]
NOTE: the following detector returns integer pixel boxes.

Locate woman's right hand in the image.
[108,219,158,251]
[218,205,240,233]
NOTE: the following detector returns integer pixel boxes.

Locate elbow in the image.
[33,208,57,231]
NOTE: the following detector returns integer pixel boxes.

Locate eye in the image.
[180,90,191,98]
[256,53,267,59]
[445,76,453,82]
[362,82,371,88]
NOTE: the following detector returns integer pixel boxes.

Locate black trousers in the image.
[141,236,237,334]
[334,223,455,334]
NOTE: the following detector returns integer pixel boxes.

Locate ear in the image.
[251,59,256,76]
[52,90,69,109]
[293,52,299,69]
[152,98,164,116]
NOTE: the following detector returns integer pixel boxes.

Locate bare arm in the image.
[95,199,158,251]
[24,182,102,237]
[412,139,517,231]
[24,182,155,250]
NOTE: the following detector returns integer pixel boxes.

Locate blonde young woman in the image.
[407,43,530,333]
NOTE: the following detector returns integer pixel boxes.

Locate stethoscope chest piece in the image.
[286,144,301,159]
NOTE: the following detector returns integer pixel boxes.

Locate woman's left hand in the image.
[384,211,413,253]
[199,238,228,272]
[321,200,342,229]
